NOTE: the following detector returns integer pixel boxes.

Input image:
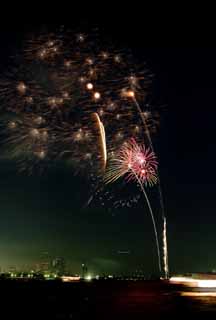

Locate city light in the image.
[85,275,92,281]
[62,276,81,282]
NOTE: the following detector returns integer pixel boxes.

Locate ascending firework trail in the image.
[132,94,169,278]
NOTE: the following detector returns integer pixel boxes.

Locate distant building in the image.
[39,252,51,273]
[8,266,16,274]
[52,257,65,276]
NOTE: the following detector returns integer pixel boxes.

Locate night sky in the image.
[0,13,215,275]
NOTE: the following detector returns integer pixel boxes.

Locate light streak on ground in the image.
[61,276,80,282]
[170,277,216,288]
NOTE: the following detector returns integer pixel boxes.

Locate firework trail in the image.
[131,93,169,278]
[105,138,161,272]
[83,112,107,208]
[133,171,161,272]
[163,217,169,279]
[92,112,107,171]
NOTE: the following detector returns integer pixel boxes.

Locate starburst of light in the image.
[105,138,158,186]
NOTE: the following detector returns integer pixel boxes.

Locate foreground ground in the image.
[0,280,215,319]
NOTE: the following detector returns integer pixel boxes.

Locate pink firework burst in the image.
[105,138,158,186]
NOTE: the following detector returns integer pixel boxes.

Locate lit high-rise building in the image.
[52,257,65,276]
[40,252,51,273]
[81,263,88,279]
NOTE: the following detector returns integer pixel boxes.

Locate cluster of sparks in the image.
[0,29,159,177]
[0,28,161,230]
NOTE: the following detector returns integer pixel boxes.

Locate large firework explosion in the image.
[0,29,159,175]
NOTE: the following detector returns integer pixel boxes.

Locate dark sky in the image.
[0,12,215,275]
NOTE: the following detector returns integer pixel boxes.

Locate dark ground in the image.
[0,280,215,319]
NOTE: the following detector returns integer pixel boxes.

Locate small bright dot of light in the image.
[94,92,101,100]
[86,83,94,90]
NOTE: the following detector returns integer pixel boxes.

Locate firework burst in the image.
[0,29,156,176]
[105,138,158,186]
